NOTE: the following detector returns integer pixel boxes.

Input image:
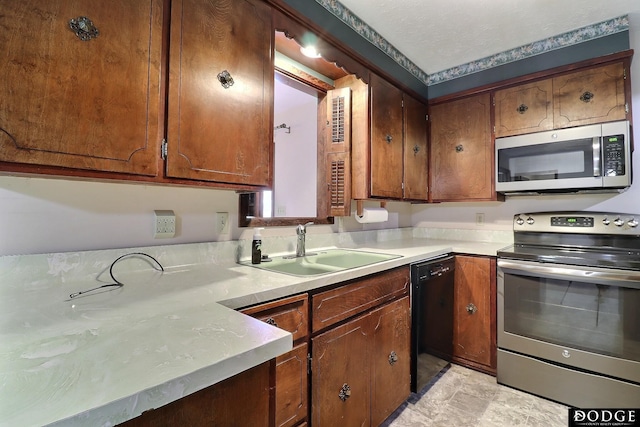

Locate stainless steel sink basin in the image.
[243,248,401,276]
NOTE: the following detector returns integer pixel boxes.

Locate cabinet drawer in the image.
[311,267,409,333]
[241,293,309,342]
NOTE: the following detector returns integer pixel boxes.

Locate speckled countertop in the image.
[0,228,511,426]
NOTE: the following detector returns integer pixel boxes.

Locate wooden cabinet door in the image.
[166,0,273,186]
[403,95,429,201]
[276,342,308,427]
[429,93,493,201]
[311,315,371,427]
[553,62,627,129]
[494,79,554,137]
[0,0,163,176]
[370,296,411,426]
[370,74,404,199]
[453,255,495,371]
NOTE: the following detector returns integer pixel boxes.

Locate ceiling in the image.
[334,0,640,77]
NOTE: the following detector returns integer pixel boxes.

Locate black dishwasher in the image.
[410,255,455,393]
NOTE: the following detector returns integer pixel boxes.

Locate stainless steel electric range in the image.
[497,211,640,408]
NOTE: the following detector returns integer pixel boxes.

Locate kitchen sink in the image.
[243,248,401,276]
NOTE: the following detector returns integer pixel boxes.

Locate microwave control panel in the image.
[603,134,626,176]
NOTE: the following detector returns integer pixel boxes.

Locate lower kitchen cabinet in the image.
[241,293,310,427]
[275,342,309,427]
[452,255,497,374]
[370,296,411,426]
[310,268,410,427]
[312,311,372,426]
[119,361,272,427]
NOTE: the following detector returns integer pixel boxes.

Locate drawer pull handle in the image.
[69,16,99,41]
[516,104,528,114]
[580,91,594,103]
[466,303,478,314]
[386,134,393,144]
[338,383,351,401]
[455,144,464,153]
[265,317,278,327]
[388,351,398,365]
[217,70,234,89]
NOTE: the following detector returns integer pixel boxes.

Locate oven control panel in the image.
[513,212,640,235]
[550,216,594,227]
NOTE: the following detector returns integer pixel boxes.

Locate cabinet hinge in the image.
[625,103,629,114]
[624,68,627,80]
[307,353,312,374]
[425,114,429,121]
[161,139,168,160]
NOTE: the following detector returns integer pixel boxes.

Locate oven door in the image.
[497,259,640,384]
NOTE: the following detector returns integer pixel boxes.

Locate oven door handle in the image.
[498,259,640,289]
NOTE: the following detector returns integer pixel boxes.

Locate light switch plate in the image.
[216,212,229,234]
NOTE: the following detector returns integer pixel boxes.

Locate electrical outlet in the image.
[476,212,485,226]
[216,212,229,234]
[276,206,286,216]
[154,210,176,238]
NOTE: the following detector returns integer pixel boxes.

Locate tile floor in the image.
[383,364,569,427]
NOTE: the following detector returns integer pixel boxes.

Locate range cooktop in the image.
[498,211,640,271]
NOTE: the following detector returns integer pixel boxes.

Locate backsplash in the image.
[0,226,514,293]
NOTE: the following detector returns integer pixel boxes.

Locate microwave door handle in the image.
[592,136,601,177]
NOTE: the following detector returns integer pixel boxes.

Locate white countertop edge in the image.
[47,328,292,427]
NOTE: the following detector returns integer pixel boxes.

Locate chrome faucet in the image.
[296,222,314,257]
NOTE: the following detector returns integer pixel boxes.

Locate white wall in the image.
[273,86,317,217]
[412,15,640,230]
[0,177,240,255]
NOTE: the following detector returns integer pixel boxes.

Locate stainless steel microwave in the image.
[495,120,632,194]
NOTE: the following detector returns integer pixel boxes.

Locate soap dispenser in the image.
[251,228,263,264]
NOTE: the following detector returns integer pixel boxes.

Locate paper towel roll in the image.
[355,207,389,224]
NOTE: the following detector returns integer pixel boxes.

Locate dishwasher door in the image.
[410,255,455,393]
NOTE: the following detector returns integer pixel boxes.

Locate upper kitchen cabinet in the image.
[347,73,429,202]
[166,0,273,186]
[403,94,429,201]
[369,74,404,199]
[0,0,163,176]
[494,60,630,138]
[494,79,554,138]
[553,62,627,129]
[429,93,497,202]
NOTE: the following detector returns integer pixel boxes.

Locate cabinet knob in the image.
[388,351,398,365]
[217,70,235,89]
[385,134,393,144]
[69,16,99,41]
[455,144,464,153]
[413,144,420,155]
[338,383,351,401]
[466,303,477,314]
[516,104,528,114]
[580,91,594,103]
[264,317,278,327]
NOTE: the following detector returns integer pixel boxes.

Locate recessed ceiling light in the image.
[300,46,322,59]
